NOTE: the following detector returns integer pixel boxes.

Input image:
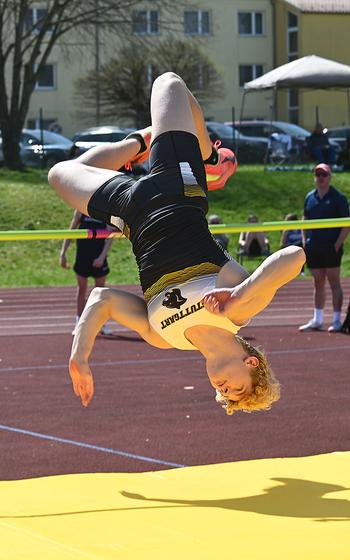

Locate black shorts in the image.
[87,131,230,296]
[305,243,343,269]
[73,239,110,279]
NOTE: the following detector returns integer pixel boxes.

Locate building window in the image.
[35,64,55,90]
[287,11,298,61]
[288,12,298,28]
[239,64,263,88]
[184,10,210,35]
[287,12,299,121]
[132,10,159,35]
[192,64,211,89]
[25,7,51,32]
[288,90,299,124]
[238,12,263,36]
[146,63,154,87]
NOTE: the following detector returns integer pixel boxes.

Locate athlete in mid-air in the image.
[48,72,305,414]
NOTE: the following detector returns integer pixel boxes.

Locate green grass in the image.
[0,166,349,287]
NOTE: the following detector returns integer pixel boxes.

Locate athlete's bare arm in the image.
[203,246,305,323]
[69,288,171,406]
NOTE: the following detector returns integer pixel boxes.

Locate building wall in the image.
[273,1,350,130]
[27,1,275,138]
[204,0,274,123]
[27,35,112,137]
[300,13,350,130]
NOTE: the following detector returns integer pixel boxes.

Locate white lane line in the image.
[0,424,186,468]
[0,345,349,375]
[0,356,202,373]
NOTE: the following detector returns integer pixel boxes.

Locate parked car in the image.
[228,120,341,162]
[326,126,350,160]
[71,126,129,156]
[0,129,73,168]
[205,121,268,164]
[71,125,149,174]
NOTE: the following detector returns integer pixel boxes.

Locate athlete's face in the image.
[206,356,257,401]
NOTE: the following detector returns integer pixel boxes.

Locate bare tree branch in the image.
[0,0,178,169]
[74,38,224,128]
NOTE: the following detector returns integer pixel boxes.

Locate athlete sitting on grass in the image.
[48,72,305,415]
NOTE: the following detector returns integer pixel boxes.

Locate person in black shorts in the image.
[48,72,305,415]
[299,163,349,333]
[60,210,115,334]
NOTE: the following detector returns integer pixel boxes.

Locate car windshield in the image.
[26,130,72,145]
[276,122,310,137]
[75,132,125,142]
[208,122,240,137]
[327,128,348,138]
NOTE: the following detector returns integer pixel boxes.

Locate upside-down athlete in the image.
[48,72,305,414]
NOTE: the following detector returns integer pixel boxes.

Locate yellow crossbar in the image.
[0,218,349,241]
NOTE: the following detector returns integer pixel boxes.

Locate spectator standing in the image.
[60,210,115,334]
[238,214,270,257]
[307,123,336,166]
[299,164,350,333]
[208,214,229,251]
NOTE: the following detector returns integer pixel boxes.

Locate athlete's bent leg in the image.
[48,161,119,215]
[150,73,196,138]
[48,137,141,215]
[150,72,212,160]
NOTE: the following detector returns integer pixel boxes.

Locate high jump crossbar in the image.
[0,217,349,241]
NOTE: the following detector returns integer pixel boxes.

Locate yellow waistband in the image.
[144,262,221,302]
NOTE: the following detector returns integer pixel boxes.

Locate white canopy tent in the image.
[241,55,350,123]
[244,55,350,91]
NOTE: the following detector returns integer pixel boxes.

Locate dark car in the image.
[228,120,341,162]
[0,129,73,168]
[205,121,268,164]
[71,126,129,156]
[229,120,310,156]
[326,127,350,163]
[71,125,149,174]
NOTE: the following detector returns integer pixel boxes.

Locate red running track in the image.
[0,279,349,480]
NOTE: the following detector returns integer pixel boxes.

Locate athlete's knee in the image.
[48,160,69,188]
[152,72,185,91]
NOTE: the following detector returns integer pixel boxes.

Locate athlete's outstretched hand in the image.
[69,357,94,407]
[202,289,238,317]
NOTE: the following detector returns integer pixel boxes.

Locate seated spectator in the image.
[307,123,336,166]
[280,213,304,274]
[208,214,229,251]
[280,213,303,249]
[238,214,270,258]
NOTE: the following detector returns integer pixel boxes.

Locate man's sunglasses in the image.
[315,171,329,178]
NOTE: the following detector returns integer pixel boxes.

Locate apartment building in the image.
[26,1,350,137]
[273,0,350,129]
[27,1,274,137]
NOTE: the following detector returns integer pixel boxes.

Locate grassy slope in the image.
[0,166,349,287]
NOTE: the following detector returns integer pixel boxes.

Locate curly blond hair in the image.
[215,336,280,415]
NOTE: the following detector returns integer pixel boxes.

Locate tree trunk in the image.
[1,117,25,171]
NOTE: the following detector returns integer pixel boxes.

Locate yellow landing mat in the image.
[1,452,349,560]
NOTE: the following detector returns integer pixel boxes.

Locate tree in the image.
[0,0,175,170]
[74,38,224,128]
